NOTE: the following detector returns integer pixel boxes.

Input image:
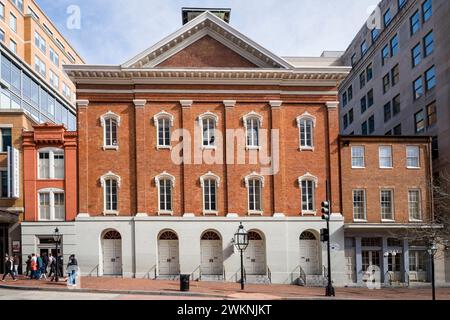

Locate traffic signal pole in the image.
[323,180,335,297]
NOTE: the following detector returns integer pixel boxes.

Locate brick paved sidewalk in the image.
[1,276,450,300]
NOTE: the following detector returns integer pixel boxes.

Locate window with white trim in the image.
[100,112,120,150]
[408,190,422,221]
[351,146,365,168]
[379,146,393,168]
[353,190,366,221]
[407,146,420,168]
[243,112,262,149]
[0,169,8,198]
[155,172,175,214]
[34,55,46,77]
[199,112,218,148]
[38,189,65,221]
[200,172,220,214]
[38,149,64,179]
[380,189,394,221]
[100,172,121,214]
[245,173,264,214]
[301,180,315,213]
[297,113,316,150]
[154,111,174,149]
[9,13,17,33]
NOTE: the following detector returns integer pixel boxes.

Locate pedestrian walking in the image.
[25,255,31,277]
[30,254,38,280]
[67,255,79,286]
[1,255,17,282]
[47,253,54,277]
[57,254,64,279]
[42,252,49,275]
[12,254,19,278]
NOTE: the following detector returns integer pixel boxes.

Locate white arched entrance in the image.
[244,231,266,275]
[158,231,180,276]
[102,230,122,276]
[200,231,223,276]
[299,231,321,275]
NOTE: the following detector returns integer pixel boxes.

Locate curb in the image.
[0,284,229,299]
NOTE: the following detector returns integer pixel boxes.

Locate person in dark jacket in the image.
[12,254,20,277]
[57,254,64,279]
[42,252,49,275]
[1,256,17,282]
[67,255,79,286]
[25,255,32,277]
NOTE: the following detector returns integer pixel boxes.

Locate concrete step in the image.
[200,275,224,282]
[156,275,180,281]
[305,275,327,287]
[245,275,271,285]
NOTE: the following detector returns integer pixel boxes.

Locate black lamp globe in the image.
[53,228,62,243]
[234,223,249,251]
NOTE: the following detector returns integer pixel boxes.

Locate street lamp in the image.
[234,223,249,290]
[427,241,438,301]
[53,228,62,282]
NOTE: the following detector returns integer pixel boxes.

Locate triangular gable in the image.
[122,11,293,69]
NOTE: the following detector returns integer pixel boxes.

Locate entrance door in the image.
[244,231,266,275]
[299,232,320,275]
[201,231,223,275]
[409,250,428,282]
[0,224,7,274]
[102,230,122,276]
[387,253,402,282]
[158,231,180,276]
[362,251,381,282]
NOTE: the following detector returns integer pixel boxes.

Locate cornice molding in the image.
[133,99,147,108]
[76,99,89,108]
[180,100,194,108]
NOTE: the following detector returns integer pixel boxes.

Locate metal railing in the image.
[267,266,272,284]
[323,266,328,280]
[191,265,201,281]
[222,266,226,281]
[299,266,307,286]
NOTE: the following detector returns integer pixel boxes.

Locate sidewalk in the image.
[2,276,450,300]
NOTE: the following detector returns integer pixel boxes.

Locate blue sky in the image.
[35,0,376,65]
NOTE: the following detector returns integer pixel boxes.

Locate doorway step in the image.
[245,275,271,285]
[304,275,327,287]
[200,275,224,282]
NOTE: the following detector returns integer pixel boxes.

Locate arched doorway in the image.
[102,230,122,276]
[244,231,266,275]
[200,231,223,275]
[158,231,180,276]
[300,231,321,275]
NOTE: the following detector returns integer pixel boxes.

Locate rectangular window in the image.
[300,119,314,148]
[423,31,433,57]
[203,179,217,212]
[54,153,65,179]
[384,102,392,123]
[54,193,65,220]
[412,43,421,67]
[342,92,348,107]
[367,89,374,107]
[408,190,422,221]
[393,124,402,135]
[366,64,373,81]
[413,77,423,100]
[393,94,401,115]
[398,0,407,9]
[348,86,353,101]
[384,9,392,27]
[351,54,356,67]
[34,55,46,77]
[382,45,389,65]
[9,13,17,32]
[360,96,367,114]
[9,40,17,54]
[0,128,12,152]
[349,108,354,124]
[49,47,60,67]
[379,146,393,168]
[407,146,420,168]
[248,179,262,212]
[38,152,50,179]
[202,117,216,147]
[380,190,394,220]
[39,193,51,220]
[343,114,349,129]
[28,6,39,20]
[301,180,315,213]
[34,31,46,53]
[361,41,368,56]
[157,118,171,147]
[106,179,118,212]
[246,118,260,148]
[49,70,59,89]
[425,66,436,91]
[410,11,420,35]
[383,73,390,94]
[353,190,366,221]
[351,146,365,168]
[0,29,4,42]
[361,121,368,135]
[11,0,23,11]
[0,170,8,198]
[0,3,4,20]
[369,115,375,134]
[427,101,437,127]
[360,71,366,89]
[415,110,425,133]
[422,0,432,22]
[390,34,399,57]
[391,64,399,86]
[371,28,380,42]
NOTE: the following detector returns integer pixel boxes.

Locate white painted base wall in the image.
[21,215,349,286]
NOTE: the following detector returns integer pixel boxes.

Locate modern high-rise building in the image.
[338,0,449,174]
[0,0,83,273]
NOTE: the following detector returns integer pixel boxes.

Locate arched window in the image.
[201,231,221,240]
[159,231,178,240]
[200,172,221,215]
[245,172,265,215]
[100,111,120,150]
[300,231,317,241]
[103,230,122,240]
[298,173,318,215]
[243,112,263,149]
[297,113,316,150]
[38,147,64,179]
[155,172,175,215]
[198,112,218,148]
[100,172,121,215]
[38,188,65,221]
[248,231,263,240]
[153,111,174,149]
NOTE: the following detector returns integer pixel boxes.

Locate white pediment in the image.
[122,11,292,70]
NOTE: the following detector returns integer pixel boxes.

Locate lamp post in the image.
[427,241,438,301]
[234,223,249,290]
[53,228,62,282]
[321,201,335,297]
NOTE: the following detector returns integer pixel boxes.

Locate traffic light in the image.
[320,228,329,242]
[321,201,330,220]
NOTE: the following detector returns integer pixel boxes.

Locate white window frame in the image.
[9,39,17,53]
[298,173,318,215]
[9,13,17,33]
[408,189,422,222]
[100,172,121,215]
[38,188,65,222]
[153,111,174,150]
[380,189,395,221]
[406,146,420,169]
[353,189,367,222]
[198,112,219,149]
[351,146,366,168]
[297,112,316,151]
[379,146,393,169]
[245,172,264,215]
[37,148,65,180]
[200,171,221,215]
[100,111,121,150]
[155,172,175,216]
[49,70,59,89]
[243,111,263,150]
